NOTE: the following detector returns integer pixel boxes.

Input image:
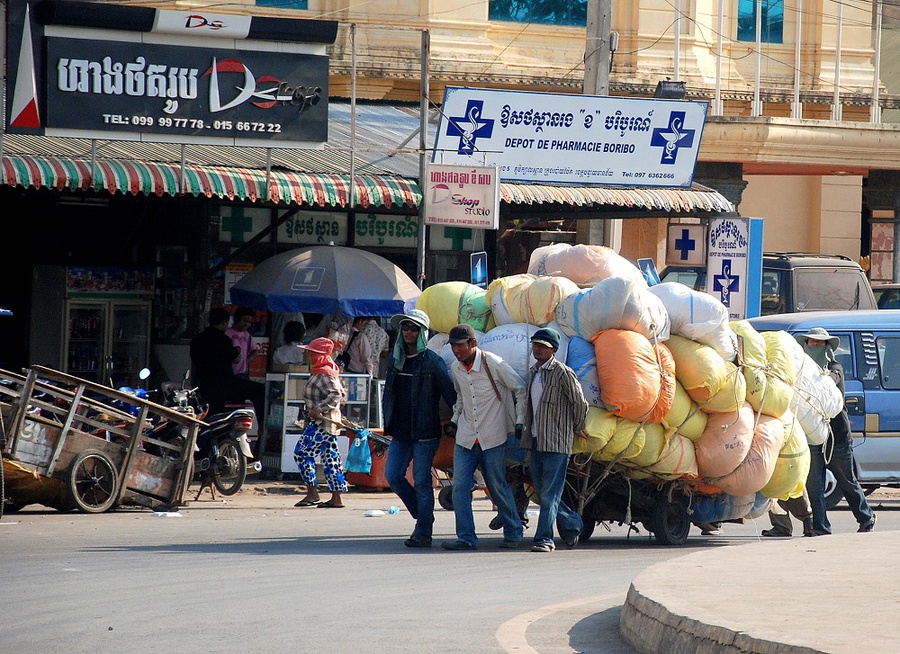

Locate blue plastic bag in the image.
[345,429,372,474]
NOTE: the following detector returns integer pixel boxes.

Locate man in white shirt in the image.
[441,324,527,551]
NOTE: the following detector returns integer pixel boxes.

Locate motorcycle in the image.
[156,380,260,500]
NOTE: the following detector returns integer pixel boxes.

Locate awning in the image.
[1,153,420,209]
[2,151,733,214]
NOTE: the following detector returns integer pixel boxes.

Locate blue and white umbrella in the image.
[230,245,420,316]
[0,307,12,316]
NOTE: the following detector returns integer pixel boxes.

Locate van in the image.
[660,252,877,315]
[748,310,900,507]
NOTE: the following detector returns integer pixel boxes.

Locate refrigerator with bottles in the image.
[31,266,153,388]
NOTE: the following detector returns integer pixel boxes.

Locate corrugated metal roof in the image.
[0,101,734,214]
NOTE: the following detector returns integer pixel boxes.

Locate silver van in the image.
[748,310,900,507]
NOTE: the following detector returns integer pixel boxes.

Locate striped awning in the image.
[1,152,733,214]
[1,154,421,210]
[499,182,734,213]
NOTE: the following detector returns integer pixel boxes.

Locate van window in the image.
[761,270,785,314]
[877,337,900,390]
[833,334,853,378]
[793,269,873,311]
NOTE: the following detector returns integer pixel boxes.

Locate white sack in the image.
[479,322,569,377]
[783,337,845,445]
[555,276,671,342]
[647,282,738,361]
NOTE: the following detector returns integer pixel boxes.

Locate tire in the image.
[578,519,596,543]
[212,437,247,496]
[649,494,690,546]
[438,485,454,511]
[68,449,120,513]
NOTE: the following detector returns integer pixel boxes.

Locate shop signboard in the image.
[706,217,764,320]
[434,87,707,188]
[6,1,337,147]
[277,211,349,245]
[424,163,500,230]
[354,214,419,248]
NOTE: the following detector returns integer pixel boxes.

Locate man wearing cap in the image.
[441,324,527,551]
[521,327,589,552]
[799,327,876,534]
[382,309,457,548]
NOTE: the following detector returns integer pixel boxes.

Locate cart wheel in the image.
[68,449,120,514]
[438,485,454,511]
[649,495,690,546]
[212,437,247,496]
[578,519,596,543]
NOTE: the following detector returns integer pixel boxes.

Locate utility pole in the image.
[583,0,612,96]
[580,0,620,250]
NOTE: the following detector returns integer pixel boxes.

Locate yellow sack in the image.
[627,422,669,468]
[714,413,784,496]
[695,402,755,479]
[647,431,698,480]
[417,281,493,334]
[665,334,728,403]
[759,331,797,419]
[731,320,768,412]
[583,408,645,462]
[662,381,708,442]
[486,273,579,327]
[575,406,617,455]
[702,361,747,413]
[760,411,811,500]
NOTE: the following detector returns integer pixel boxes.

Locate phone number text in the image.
[102,114,283,133]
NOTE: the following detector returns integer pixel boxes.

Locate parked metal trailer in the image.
[1,365,204,516]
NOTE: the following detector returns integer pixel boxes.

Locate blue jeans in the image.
[809,437,875,533]
[530,446,582,547]
[451,442,523,546]
[385,438,441,541]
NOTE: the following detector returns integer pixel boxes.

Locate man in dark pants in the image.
[382,309,457,548]
[800,327,877,535]
[189,307,240,416]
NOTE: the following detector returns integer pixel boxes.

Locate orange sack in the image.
[594,329,663,423]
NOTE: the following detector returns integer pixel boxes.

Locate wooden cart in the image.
[0,365,204,515]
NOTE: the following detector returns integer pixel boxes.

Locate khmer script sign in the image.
[434,87,708,188]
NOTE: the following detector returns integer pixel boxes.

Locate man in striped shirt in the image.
[521,327,589,552]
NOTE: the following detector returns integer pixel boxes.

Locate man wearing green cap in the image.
[799,327,876,535]
[521,327,589,552]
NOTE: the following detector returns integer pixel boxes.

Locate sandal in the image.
[295,499,320,507]
[317,502,346,509]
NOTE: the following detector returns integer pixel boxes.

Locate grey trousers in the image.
[768,491,813,535]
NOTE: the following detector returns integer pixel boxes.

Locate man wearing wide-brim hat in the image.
[382,309,457,548]
[521,327,589,552]
[797,327,876,535]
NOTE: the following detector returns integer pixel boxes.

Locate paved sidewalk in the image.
[620,531,899,654]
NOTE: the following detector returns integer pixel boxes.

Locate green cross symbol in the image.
[443,226,473,250]
[221,207,254,243]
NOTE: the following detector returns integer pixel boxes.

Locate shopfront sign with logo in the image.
[424,164,500,230]
[434,87,707,188]
[6,1,337,147]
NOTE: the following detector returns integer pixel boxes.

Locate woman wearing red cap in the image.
[293,337,348,508]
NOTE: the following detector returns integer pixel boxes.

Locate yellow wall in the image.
[739,175,863,258]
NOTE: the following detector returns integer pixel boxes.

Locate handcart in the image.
[564,455,696,545]
[0,365,204,516]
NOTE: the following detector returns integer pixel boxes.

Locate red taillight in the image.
[234,416,254,432]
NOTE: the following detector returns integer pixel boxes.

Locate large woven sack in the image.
[765,332,843,445]
[648,282,738,360]
[647,431,698,480]
[758,330,797,418]
[714,413,784,496]
[626,422,670,468]
[665,334,728,404]
[485,274,579,327]
[731,320,768,413]
[689,492,757,524]
[594,329,661,422]
[479,322,568,378]
[528,243,647,287]
[662,381,708,442]
[694,402,755,479]
[565,336,602,407]
[582,407,645,461]
[702,360,747,413]
[555,276,671,342]
[648,343,676,423]
[417,281,492,333]
[573,406,617,455]
[760,410,811,500]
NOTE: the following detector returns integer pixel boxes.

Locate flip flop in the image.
[317,503,346,509]
[295,500,320,507]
